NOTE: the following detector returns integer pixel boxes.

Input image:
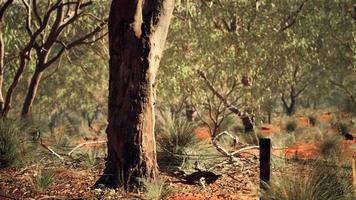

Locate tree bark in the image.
[2,52,28,117]
[94,0,174,190]
[21,68,43,118]
[0,31,4,113]
[0,0,14,116]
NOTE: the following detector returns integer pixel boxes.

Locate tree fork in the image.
[94,0,174,190]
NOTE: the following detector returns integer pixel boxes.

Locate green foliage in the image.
[0,119,22,168]
[286,120,298,132]
[141,178,171,200]
[33,168,55,192]
[262,161,353,200]
[156,109,200,165]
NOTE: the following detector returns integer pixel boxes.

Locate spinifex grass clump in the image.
[286,120,298,132]
[262,161,353,200]
[0,119,22,168]
[33,168,55,192]
[335,122,349,134]
[308,115,318,126]
[155,110,200,165]
[141,178,171,200]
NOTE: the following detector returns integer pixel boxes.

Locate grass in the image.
[0,119,23,168]
[335,122,349,134]
[76,148,103,167]
[156,109,200,165]
[286,120,298,132]
[141,178,171,200]
[33,168,55,192]
[262,161,354,200]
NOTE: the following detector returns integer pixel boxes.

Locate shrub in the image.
[335,122,349,134]
[0,120,22,168]
[262,161,353,200]
[33,168,55,192]
[308,115,318,126]
[286,120,298,132]
[319,135,347,163]
[141,178,171,200]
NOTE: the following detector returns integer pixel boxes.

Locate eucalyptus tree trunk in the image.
[21,68,43,117]
[94,0,174,190]
[0,0,14,116]
[0,32,4,113]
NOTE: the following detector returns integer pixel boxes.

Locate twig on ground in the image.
[40,139,64,161]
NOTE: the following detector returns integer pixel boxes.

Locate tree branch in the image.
[0,0,13,21]
[279,0,309,32]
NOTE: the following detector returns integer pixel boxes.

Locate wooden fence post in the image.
[259,138,271,192]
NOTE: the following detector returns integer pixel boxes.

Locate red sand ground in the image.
[298,117,310,127]
[194,127,212,140]
[284,141,356,159]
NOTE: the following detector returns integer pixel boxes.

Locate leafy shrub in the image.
[141,178,171,200]
[34,168,55,192]
[0,120,22,168]
[262,161,353,200]
[286,120,298,132]
[308,115,318,126]
[156,110,199,165]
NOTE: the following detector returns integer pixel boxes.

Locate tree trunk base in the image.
[93,173,119,189]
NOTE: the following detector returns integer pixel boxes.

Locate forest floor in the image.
[0,110,355,199]
[0,152,260,199]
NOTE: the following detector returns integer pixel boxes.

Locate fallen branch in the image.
[67,140,106,156]
[231,145,259,156]
[212,131,285,158]
[40,139,64,161]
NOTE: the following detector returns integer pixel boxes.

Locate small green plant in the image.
[308,115,318,126]
[141,178,171,200]
[262,161,353,200]
[286,120,298,132]
[0,120,22,168]
[34,168,55,192]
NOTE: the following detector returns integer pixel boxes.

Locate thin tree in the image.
[19,0,107,118]
[0,0,14,114]
[94,0,174,190]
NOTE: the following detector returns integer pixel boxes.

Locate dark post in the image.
[259,138,271,190]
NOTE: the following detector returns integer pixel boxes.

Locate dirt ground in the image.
[0,152,260,200]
